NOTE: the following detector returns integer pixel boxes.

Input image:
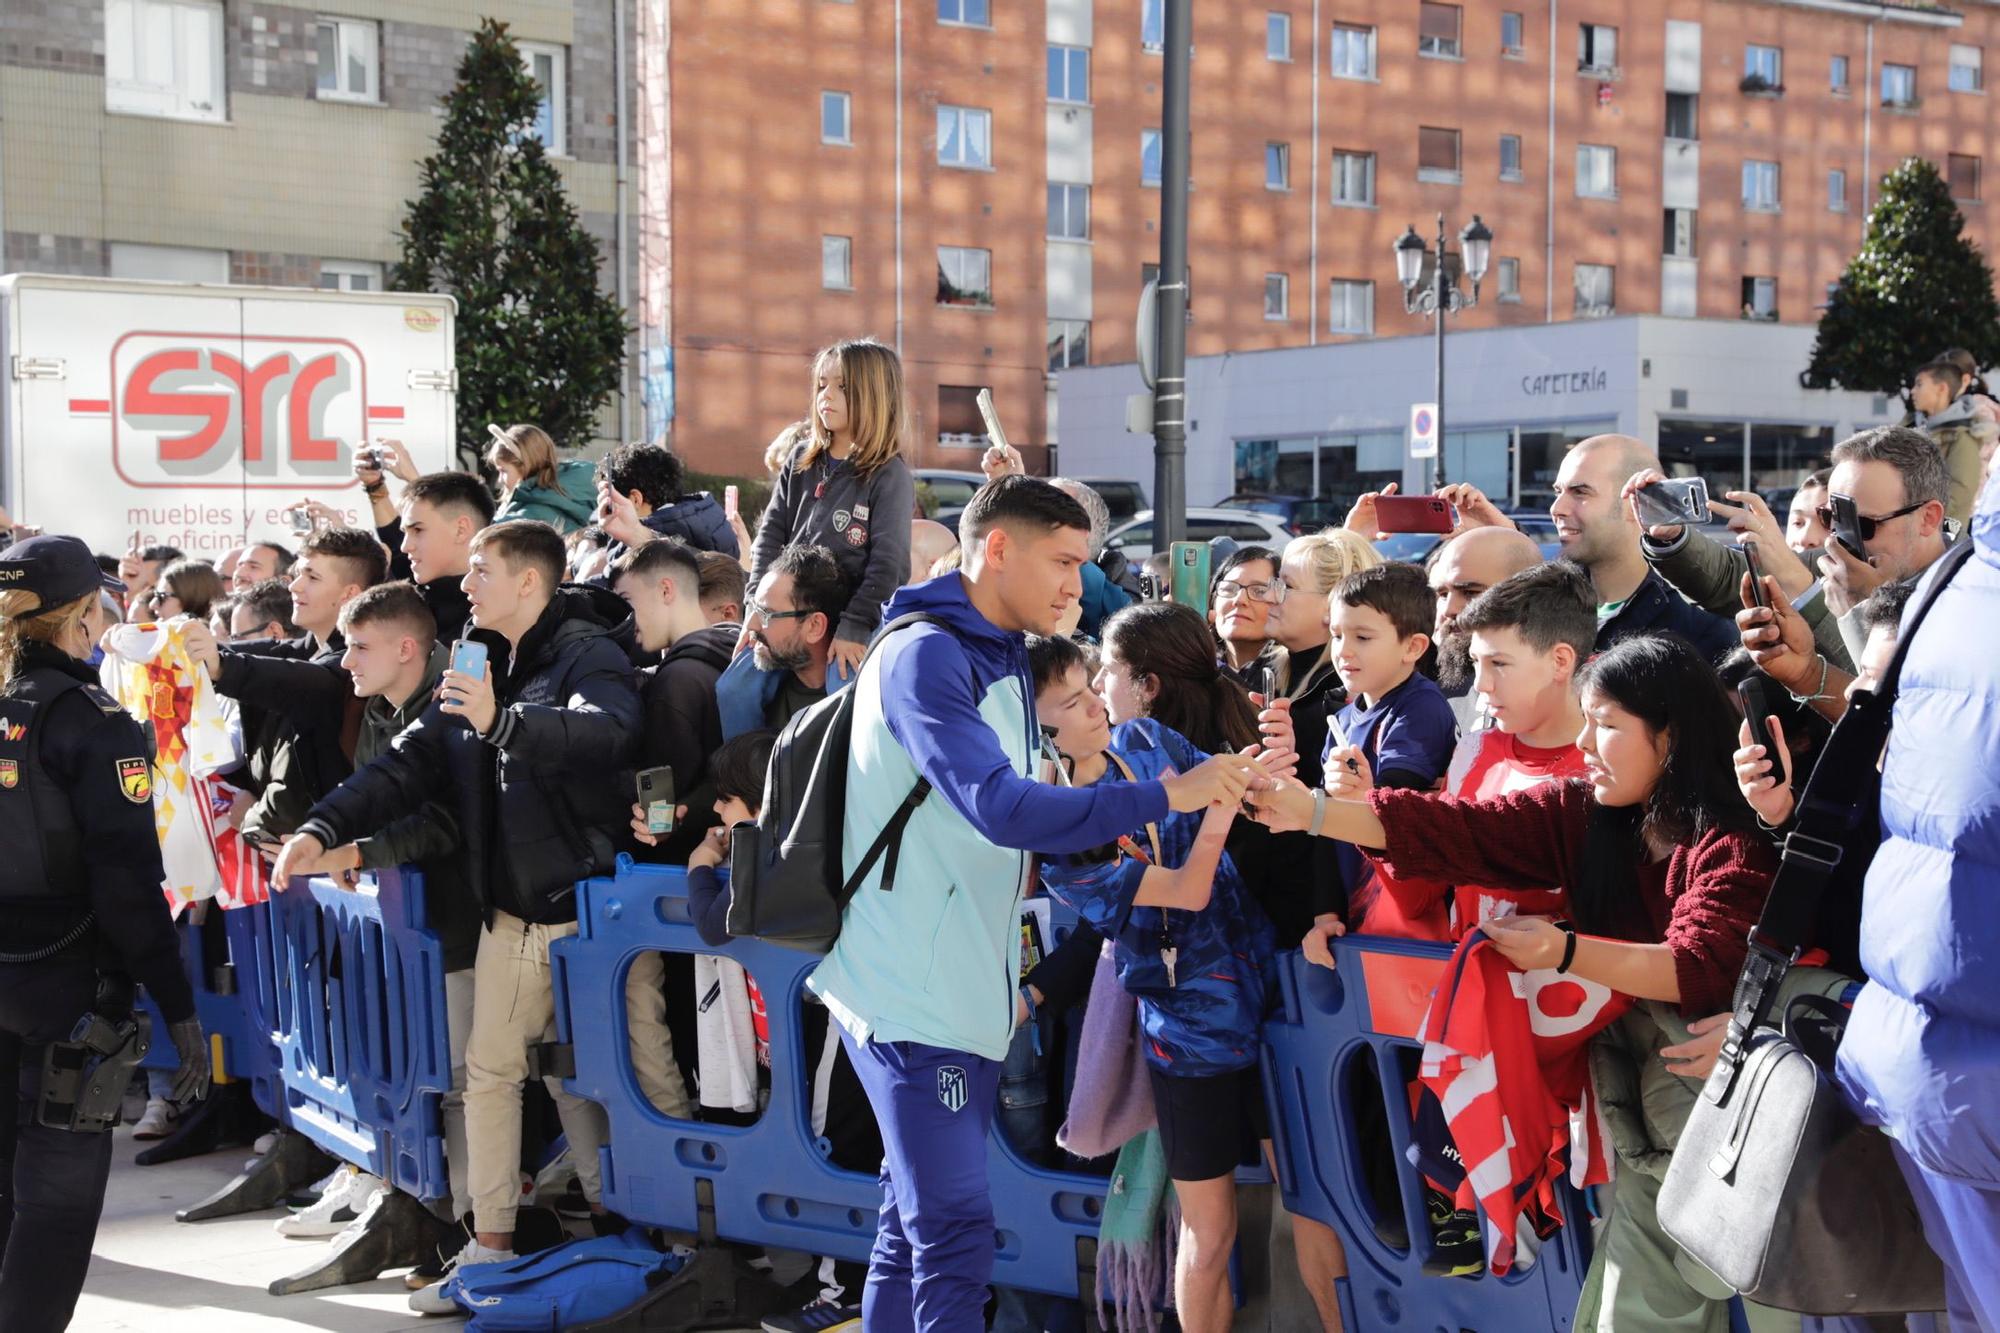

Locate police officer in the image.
[0,534,208,1332]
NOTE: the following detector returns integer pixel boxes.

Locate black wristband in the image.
[1556,924,1579,975]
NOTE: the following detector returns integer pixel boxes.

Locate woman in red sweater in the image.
[1249,632,1780,1328]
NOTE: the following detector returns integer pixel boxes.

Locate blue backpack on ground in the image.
[449,1231,685,1329]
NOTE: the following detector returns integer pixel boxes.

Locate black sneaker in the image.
[1422,1189,1484,1278]
[760,1299,862,1333]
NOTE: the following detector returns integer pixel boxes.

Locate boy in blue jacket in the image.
[808,477,1266,1333]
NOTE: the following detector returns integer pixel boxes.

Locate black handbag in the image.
[1656,542,1973,1315]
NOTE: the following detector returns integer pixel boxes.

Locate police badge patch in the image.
[937,1065,968,1114]
[116,757,152,804]
[0,760,16,789]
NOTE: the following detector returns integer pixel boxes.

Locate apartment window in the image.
[520,42,567,153]
[937,0,989,26]
[1264,273,1290,320]
[937,246,993,307]
[1329,279,1374,335]
[1501,11,1524,57]
[105,0,225,122]
[1743,159,1781,211]
[108,242,228,283]
[1418,127,1461,183]
[1828,168,1847,212]
[1574,263,1614,316]
[937,105,992,168]
[1141,128,1163,186]
[1742,276,1777,321]
[1665,91,1698,140]
[1048,45,1090,102]
[1142,0,1164,52]
[1267,12,1292,61]
[1950,153,1982,200]
[317,259,382,292]
[1266,142,1291,190]
[1576,144,1616,198]
[1332,149,1375,205]
[1744,44,1782,90]
[1663,208,1696,257]
[1496,257,1521,302]
[1330,23,1376,79]
[1048,183,1090,239]
[1951,45,1983,94]
[822,236,854,290]
[821,91,852,145]
[1418,3,1462,59]
[1578,23,1617,75]
[1831,55,1850,93]
[1882,63,1916,108]
[1047,320,1090,371]
[314,17,379,103]
[1500,134,1523,181]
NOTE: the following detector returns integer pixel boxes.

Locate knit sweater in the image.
[1366,780,1776,1017]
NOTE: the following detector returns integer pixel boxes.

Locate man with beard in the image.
[744,544,850,732]
[1428,526,1543,732]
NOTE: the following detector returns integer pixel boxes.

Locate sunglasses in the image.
[1814,499,1926,543]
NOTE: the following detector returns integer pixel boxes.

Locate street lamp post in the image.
[1394,213,1492,490]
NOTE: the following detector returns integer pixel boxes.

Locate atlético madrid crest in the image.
[937,1065,968,1114]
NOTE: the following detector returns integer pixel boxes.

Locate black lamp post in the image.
[1394,213,1492,489]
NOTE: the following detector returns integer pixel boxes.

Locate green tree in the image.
[1803,157,2000,400]
[391,19,627,468]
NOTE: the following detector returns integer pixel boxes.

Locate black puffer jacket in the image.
[299,586,642,925]
[638,620,738,862]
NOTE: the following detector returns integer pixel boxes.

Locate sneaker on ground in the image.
[132,1098,177,1141]
[408,1238,515,1316]
[275,1167,386,1238]
[761,1299,863,1333]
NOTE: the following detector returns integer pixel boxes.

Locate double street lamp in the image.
[1394,213,1493,489]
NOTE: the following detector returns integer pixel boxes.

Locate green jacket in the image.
[493,457,599,534]
[1641,528,1855,673]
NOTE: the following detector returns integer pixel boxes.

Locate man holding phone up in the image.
[272,521,689,1310]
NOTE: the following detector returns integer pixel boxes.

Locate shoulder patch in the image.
[116,757,152,804]
[80,684,124,715]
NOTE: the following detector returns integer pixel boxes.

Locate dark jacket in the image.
[1273,641,1353,927]
[298,586,643,926]
[376,517,478,643]
[214,632,355,846]
[1596,570,1740,665]
[1641,528,1854,672]
[749,445,916,644]
[642,493,739,558]
[638,621,737,862]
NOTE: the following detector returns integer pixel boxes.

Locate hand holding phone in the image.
[1737,676,1778,758]
[637,766,676,836]
[1828,493,1867,561]
[450,639,488,680]
[1743,539,1770,612]
[1372,495,1458,535]
[1632,477,1712,529]
[724,485,740,520]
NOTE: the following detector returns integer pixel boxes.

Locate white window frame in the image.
[937,0,990,28]
[1330,23,1376,79]
[1951,44,1983,94]
[1501,11,1524,57]
[938,245,994,309]
[1576,143,1617,199]
[1882,63,1917,108]
[1496,257,1521,302]
[1743,159,1781,211]
[1578,23,1617,76]
[1266,142,1291,191]
[937,104,993,170]
[1744,44,1782,88]
[1743,276,1777,321]
[1267,13,1292,62]
[315,16,380,104]
[1828,168,1847,212]
[1141,128,1163,186]
[317,259,383,292]
[1265,273,1290,320]
[1047,319,1090,371]
[1328,279,1374,335]
[1831,54,1850,93]
[1574,263,1614,317]
[1049,45,1089,103]
[520,41,568,154]
[1332,149,1375,206]
[105,0,226,124]
[821,91,852,145]
[1417,2,1462,59]
[1048,183,1090,240]
[1142,0,1164,53]
[1417,127,1461,184]
[109,242,228,283]
[822,236,854,291]
[1500,133,1523,181]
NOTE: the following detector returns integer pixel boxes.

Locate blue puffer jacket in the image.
[1837,469,2000,1185]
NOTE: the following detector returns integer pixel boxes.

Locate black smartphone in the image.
[1829,493,1867,561]
[1633,477,1712,528]
[637,766,675,836]
[1743,538,1770,611]
[1738,677,1778,760]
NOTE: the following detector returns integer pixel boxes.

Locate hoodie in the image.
[493,458,600,534]
[638,620,738,862]
[808,574,1173,1062]
[642,492,740,558]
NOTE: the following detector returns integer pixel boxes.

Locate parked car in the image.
[1214,492,1345,535]
[914,468,987,519]
[1076,477,1148,523]
[1104,507,1296,558]
[1371,507,1565,565]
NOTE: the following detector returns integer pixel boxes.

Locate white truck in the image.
[0,274,457,559]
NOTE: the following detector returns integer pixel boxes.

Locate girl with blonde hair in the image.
[486,423,599,534]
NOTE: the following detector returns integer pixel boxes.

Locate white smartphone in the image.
[976,388,1010,454]
[724,485,740,520]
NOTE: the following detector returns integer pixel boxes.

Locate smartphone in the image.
[1255,663,1278,705]
[637,766,676,836]
[724,484,740,520]
[1170,541,1212,616]
[1374,495,1458,534]
[450,639,488,680]
[1743,538,1770,611]
[1738,677,1778,761]
[356,444,381,470]
[1632,477,1712,528]
[1828,493,1867,561]
[283,506,314,535]
[975,388,1010,453]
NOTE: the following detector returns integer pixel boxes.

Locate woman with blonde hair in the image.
[486,423,599,534]
[744,339,916,674]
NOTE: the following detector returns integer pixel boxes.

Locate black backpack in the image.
[724,613,952,953]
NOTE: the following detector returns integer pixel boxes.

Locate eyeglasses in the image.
[746,599,812,623]
[1814,499,1927,543]
[1215,579,1286,606]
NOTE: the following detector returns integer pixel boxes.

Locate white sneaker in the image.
[253,1130,278,1155]
[132,1098,177,1140]
[408,1237,514,1316]
[275,1166,385,1238]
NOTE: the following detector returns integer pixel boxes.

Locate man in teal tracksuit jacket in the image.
[810,477,1261,1332]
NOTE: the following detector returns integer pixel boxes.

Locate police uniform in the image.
[0,535,206,1333]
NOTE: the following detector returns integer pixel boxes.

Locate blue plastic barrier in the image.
[137,908,281,1117]
[550,859,1109,1300]
[1263,936,1594,1331]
